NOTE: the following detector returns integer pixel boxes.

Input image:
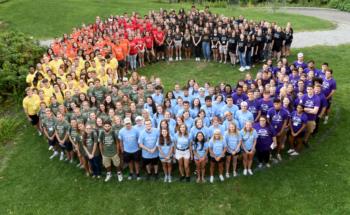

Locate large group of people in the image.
[22,6,336,183]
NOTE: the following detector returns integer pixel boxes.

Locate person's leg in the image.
[161,162,167,175]
[232,155,238,173]
[242,153,248,170]
[218,161,224,176]
[224,49,228,64]
[248,153,254,170]
[178,158,185,177]
[305,121,316,143]
[184,158,190,178]
[295,135,304,152]
[225,154,232,174]
[195,160,201,182]
[200,160,206,181]
[210,160,215,176]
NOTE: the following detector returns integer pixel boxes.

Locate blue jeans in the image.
[238,51,246,67]
[128,54,137,70]
[246,50,252,66]
[89,156,101,176]
[202,42,211,60]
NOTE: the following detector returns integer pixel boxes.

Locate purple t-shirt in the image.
[289,74,300,87]
[316,92,328,115]
[290,111,308,133]
[253,123,276,152]
[267,107,289,133]
[301,94,320,121]
[246,99,260,120]
[293,60,307,69]
[322,77,336,99]
[231,93,248,108]
[258,99,273,116]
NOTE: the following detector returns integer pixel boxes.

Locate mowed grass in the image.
[0,0,335,39]
[0,45,350,214]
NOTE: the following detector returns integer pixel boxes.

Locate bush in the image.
[0,115,23,145]
[0,31,45,100]
[329,0,350,11]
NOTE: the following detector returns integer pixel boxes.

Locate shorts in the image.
[102,154,120,168]
[226,151,240,157]
[211,44,218,49]
[326,99,332,109]
[146,47,153,51]
[143,157,159,166]
[160,157,173,163]
[60,141,73,151]
[118,60,126,68]
[155,44,165,52]
[306,121,316,135]
[123,150,141,163]
[174,40,182,47]
[48,137,57,146]
[285,43,292,48]
[29,115,39,125]
[219,45,228,54]
[210,156,225,163]
[272,45,282,52]
[175,149,190,160]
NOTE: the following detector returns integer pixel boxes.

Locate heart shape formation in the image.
[22,7,336,183]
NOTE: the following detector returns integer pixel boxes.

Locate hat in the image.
[122,77,128,82]
[199,87,205,92]
[297,52,304,58]
[124,118,132,124]
[135,116,144,121]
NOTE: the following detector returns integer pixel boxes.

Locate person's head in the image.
[145,119,152,131]
[240,101,248,112]
[306,85,314,96]
[195,132,205,143]
[205,96,212,106]
[103,121,112,132]
[273,98,281,110]
[325,69,333,79]
[195,118,203,128]
[178,124,188,136]
[259,115,267,127]
[226,95,233,105]
[296,104,304,114]
[57,112,64,121]
[124,118,132,129]
[244,121,253,132]
[228,122,238,134]
[85,124,93,134]
[213,129,222,140]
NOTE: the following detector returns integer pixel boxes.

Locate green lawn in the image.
[0,0,335,39]
[0,45,350,214]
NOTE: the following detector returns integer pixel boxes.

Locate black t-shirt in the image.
[220,34,228,45]
[255,35,266,48]
[246,40,254,52]
[174,32,183,41]
[202,33,210,42]
[285,31,293,44]
[265,34,273,44]
[273,31,285,47]
[210,34,220,45]
[193,31,201,44]
[227,36,237,50]
[237,39,246,52]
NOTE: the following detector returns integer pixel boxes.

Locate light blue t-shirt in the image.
[224,132,241,154]
[192,142,208,160]
[157,140,173,159]
[138,128,159,158]
[119,127,139,153]
[220,104,239,118]
[209,139,226,157]
[174,134,191,150]
[239,129,258,151]
[189,126,209,141]
[235,110,254,130]
[208,124,225,139]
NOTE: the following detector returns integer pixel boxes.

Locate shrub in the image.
[329,0,350,11]
[0,115,23,145]
[0,31,45,100]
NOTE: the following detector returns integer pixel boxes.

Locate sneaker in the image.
[202,178,206,183]
[48,146,53,151]
[38,131,42,136]
[291,151,299,156]
[243,169,247,176]
[248,169,253,175]
[196,178,201,183]
[324,116,328,125]
[245,66,251,70]
[168,175,172,183]
[97,175,101,179]
[210,176,214,183]
[69,159,74,164]
[117,172,123,182]
[127,175,133,180]
[49,151,58,160]
[164,175,168,183]
[186,177,190,182]
[136,176,141,181]
[277,154,282,161]
[105,173,112,182]
[76,163,81,168]
[233,171,237,177]
[225,172,230,178]
[287,149,295,154]
[266,163,271,168]
[179,176,185,182]
[175,57,178,61]
[258,163,263,168]
[59,152,64,161]
[239,67,244,72]
[179,57,182,61]
[219,175,224,182]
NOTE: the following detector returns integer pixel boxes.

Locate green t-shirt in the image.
[42,117,57,137]
[84,131,99,156]
[69,127,79,142]
[120,85,132,95]
[99,130,117,157]
[55,120,70,141]
[93,86,107,102]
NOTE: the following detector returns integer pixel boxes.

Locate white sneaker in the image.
[245,66,251,70]
[258,163,263,168]
[179,57,182,61]
[69,159,73,164]
[48,146,53,151]
[76,163,81,168]
[291,151,299,156]
[243,169,247,176]
[210,176,214,183]
[127,175,133,180]
[219,175,224,182]
[248,169,253,175]
[197,58,200,62]
[38,131,42,136]
[59,152,64,161]
[175,57,178,61]
[266,163,271,168]
[117,172,123,182]
[105,173,112,182]
[168,175,172,183]
[277,154,282,161]
[49,151,58,159]
[239,67,244,72]
[136,176,141,181]
[324,116,328,125]
[287,149,295,154]
[225,173,230,178]
[164,175,168,183]
[233,171,237,177]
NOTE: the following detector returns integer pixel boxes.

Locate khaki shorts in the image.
[306,121,316,135]
[102,154,120,168]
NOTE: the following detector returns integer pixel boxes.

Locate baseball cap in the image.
[124,118,132,124]
[297,52,304,58]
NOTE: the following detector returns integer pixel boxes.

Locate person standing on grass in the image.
[157,128,174,183]
[192,132,208,183]
[245,35,254,70]
[173,27,183,61]
[154,25,165,61]
[183,29,192,60]
[267,98,289,161]
[192,25,202,62]
[240,121,258,176]
[313,84,328,134]
[165,29,174,62]
[201,27,211,62]
[138,119,160,180]
[219,28,228,64]
[271,26,285,61]
[237,33,247,72]
[174,124,191,182]
[224,122,241,178]
[211,28,220,62]
[23,88,41,136]
[99,120,123,182]
[300,85,320,145]
[288,104,308,156]
[322,69,336,125]
[235,101,254,130]
[83,124,102,179]
[228,31,238,67]
[75,122,90,176]
[68,119,85,168]
[42,108,58,159]
[254,116,277,169]
[119,117,141,180]
[209,129,226,183]
[55,112,73,162]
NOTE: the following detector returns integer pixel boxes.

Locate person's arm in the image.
[326,89,336,100]
[251,46,254,57]
[318,106,327,118]
[294,123,307,136]
[244,45,247,56]
[220,144,227,158]
[158,145,165,158]
[304,106,319,115]
[23,100,31,121]
[83,145,93,159]
[196,36,202,46]
[277,119,288,136]
[251,138,257,153]
[99,141,104,156]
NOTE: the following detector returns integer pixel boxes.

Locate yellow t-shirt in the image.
[78,84,89,94]
[26,73,35,86]
[108,58,119,70]
[42,86,54,99]
[23,94,41,115]
[53,91,64,104]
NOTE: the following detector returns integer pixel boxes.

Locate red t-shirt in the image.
[129,39,138,55]
[154,30,165,45]
[143,36,153,49]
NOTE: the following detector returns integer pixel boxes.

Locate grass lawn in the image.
[0,0,335,39]
[0,45,350,214]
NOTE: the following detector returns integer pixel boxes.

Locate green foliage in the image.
[329,0,350,11]
[0,115,23,145]
[0,31,45,100]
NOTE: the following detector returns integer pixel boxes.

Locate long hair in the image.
[159,129,171,146]
[194,131,206,151]
[177,124,188,137]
